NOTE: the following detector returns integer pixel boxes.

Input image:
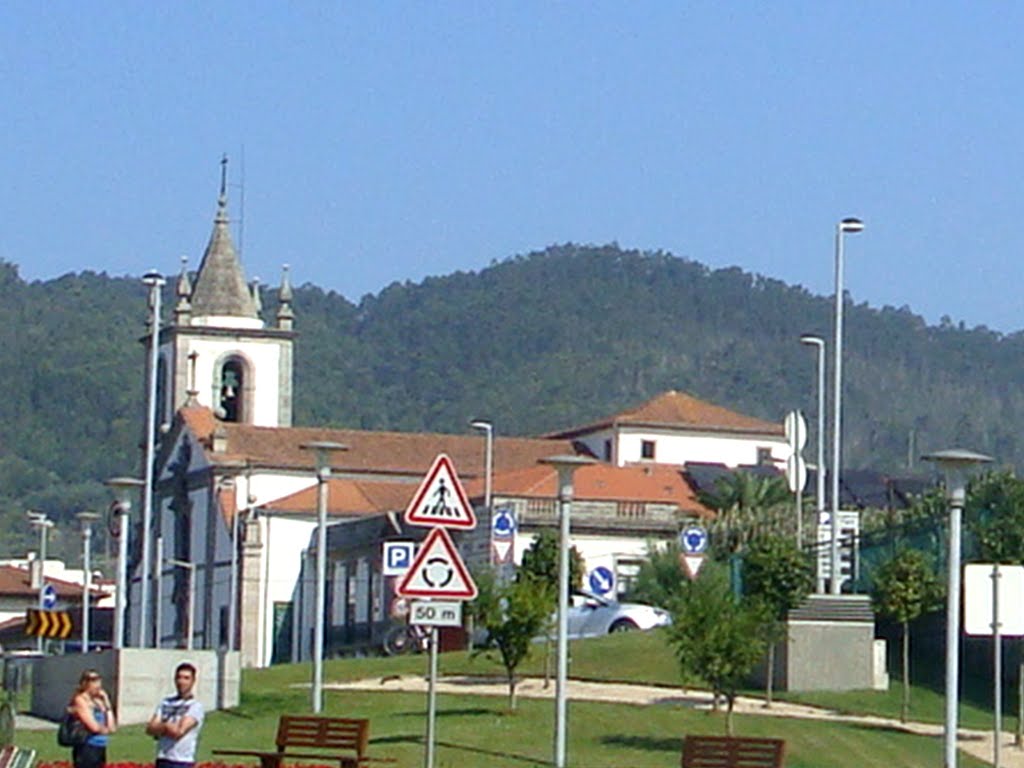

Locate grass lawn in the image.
[15,630,994,767]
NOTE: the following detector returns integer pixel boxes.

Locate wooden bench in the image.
[213,715,392,768]
[0,746,37,768]
[681,735,785,768]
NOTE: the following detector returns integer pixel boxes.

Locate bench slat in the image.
[682,735,784,768]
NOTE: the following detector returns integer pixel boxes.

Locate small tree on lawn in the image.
[520,529,585,683]
[743,535,814,707]
[871,547,942,723]
[519,528,585,591]
[470,569,554,711]
[666,564,771,735]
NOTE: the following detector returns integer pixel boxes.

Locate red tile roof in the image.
[263,478,417,516]
[547,390,783,438]
[0,565,86,599]
[180,407,577,480]
[472,463,713,518]
[264,461,711,519]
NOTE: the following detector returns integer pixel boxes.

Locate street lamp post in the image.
[140,270,166,647]
[105,477,143,650]
[77,512,100,653]
[300,441,348,714]
[28,511,53,653]
[923,449,993,768]
[539,454,595,768]
[469,419,494,514]
[800,335,826,569]
[830,217,863,595]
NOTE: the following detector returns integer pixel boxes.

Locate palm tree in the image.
[699,472,792,555]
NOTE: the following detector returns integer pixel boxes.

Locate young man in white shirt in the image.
[146,662,205,768]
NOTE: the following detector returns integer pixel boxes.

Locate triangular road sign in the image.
[404,453,477,529]
[680,554,705,581]
[396,528,478,599]
[492,539,513,565]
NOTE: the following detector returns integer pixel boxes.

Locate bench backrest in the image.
[276,716,370,758]
[682,735,785,768]
[0,746,37,768]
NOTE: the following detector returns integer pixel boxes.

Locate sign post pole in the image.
[425,626,439,768]
[993,564,1002,768]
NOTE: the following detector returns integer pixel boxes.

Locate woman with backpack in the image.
[66,669,116,768]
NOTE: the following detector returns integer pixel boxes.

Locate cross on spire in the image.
[220,154,228,200]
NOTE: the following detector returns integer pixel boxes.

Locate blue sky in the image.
[3,3,1023,330]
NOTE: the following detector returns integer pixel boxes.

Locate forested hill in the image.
[1,244,1022,558]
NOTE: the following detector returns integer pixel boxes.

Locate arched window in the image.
[217,357,248,423]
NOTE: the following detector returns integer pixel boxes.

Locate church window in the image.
[218,357,249,423]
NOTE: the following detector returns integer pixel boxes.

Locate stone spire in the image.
[276,264,294,330]
[189,157,259,320]
[174,256,192,325]
[251,277,262,315]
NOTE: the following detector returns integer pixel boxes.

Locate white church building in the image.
[126,178,795,667]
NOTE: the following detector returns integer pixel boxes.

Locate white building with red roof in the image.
[129,180,793,668]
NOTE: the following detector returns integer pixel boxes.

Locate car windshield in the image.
[573,590,613,607]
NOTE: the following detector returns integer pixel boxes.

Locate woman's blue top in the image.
[85,705,108,748]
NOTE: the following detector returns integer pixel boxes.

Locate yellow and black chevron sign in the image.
[24,608,72,639]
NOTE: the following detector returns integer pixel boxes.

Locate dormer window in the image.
[641,440,656,460]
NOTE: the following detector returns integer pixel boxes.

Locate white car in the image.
[563,590,672,638]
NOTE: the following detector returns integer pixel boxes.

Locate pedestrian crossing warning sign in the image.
[396,527,478,599]
[404,453,477,529]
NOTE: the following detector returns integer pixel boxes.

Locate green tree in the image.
[470,570,554,710]
[743,536,814,707]
[628,541,687,607]
[699,473,792,556]
[666,565,771,735]
[519,529,584,593]
[967,471,1024,563]
[870,548,942,723]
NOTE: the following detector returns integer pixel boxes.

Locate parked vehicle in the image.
[563,590,672,638]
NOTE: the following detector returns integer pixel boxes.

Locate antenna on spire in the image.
[219,154,229,200]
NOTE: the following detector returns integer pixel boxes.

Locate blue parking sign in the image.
[383,542,415,576]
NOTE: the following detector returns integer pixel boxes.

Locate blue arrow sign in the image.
[41,583,57,610]
[588,566,615,596]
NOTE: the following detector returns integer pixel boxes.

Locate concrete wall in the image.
[783,620,876,691]
[30,649,239,725]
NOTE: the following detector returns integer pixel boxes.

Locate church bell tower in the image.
[157,159,295,428]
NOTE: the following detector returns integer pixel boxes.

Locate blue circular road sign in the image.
[680,525,709,555]
[41,583,57,609]
[588,566,615,596]
[492,507,516,538]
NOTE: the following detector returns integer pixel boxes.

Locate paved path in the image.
[327,674,1023,767]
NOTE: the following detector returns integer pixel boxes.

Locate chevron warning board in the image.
[25,608,73,639]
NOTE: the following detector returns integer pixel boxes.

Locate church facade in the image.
[127,179,794,667]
